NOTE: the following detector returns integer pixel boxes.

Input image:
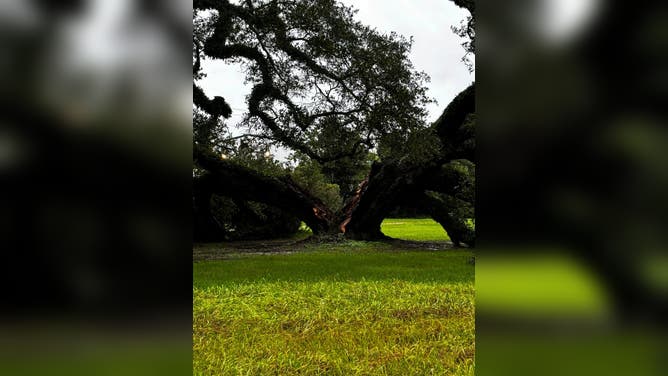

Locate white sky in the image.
[198,0,474,148]
[341,0,474,122]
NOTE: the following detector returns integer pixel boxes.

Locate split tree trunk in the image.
[193,85,475,244]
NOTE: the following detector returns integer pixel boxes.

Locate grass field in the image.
[193,219,474,375]
[381,218,451,241]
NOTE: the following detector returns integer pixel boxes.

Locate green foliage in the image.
[192,0,475,243]
[320,155,371,199]
[450,0,475,72]
[226,141,286,177]
[459,113,476,155]
[204,143,302,240]
[194,0,434,163]
[291,159,343,211]
[441,159,475,203]
[378,127,442,164]
[192,109,225,148]
[304,117,374,198]
[193,245,474,375]
[291,149,374,204]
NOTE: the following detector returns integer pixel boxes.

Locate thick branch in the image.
[194,145,334,233]
[418,192,474,247]
[433,84,475,162]
[196,1,371,163]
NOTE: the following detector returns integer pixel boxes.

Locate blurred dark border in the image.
[477,0,668,375]
[0,1,192,375]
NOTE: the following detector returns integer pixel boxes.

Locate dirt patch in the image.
[383,239,454,251]
[193,237,456,261]
[193,238,310,261]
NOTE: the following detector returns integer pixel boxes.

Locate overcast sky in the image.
[199,0,474,132]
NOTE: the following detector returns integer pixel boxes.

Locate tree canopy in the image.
[193,0,434,164]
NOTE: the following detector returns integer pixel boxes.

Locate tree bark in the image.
[419,192,474,247]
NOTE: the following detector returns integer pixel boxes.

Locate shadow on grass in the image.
[193,247,474,288]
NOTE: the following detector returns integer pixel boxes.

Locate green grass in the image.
[193,239,474,375]
[297,218,452,242]
[381,218,451,241]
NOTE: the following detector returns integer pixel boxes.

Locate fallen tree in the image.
[193,84,475,244]
[192,0,475,245]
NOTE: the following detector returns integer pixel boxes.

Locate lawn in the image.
[193,219,474,375]
[381,218,451,241]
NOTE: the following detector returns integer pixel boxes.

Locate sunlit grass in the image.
[296,218,451,242]
[193,243,474,375]
[381,218,451,241]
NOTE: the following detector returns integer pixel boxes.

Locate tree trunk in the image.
[343,162,421,240]
[418,192,474,247]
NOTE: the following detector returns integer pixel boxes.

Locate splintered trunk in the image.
[193,151,474,244]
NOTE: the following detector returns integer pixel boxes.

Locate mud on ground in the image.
[193,236,455,261]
